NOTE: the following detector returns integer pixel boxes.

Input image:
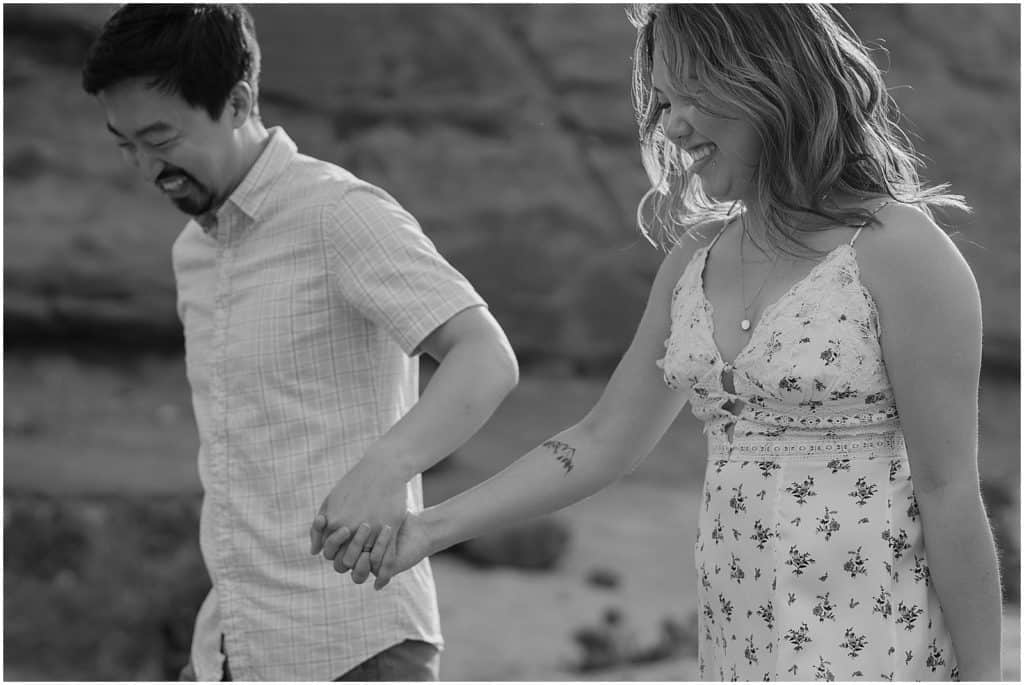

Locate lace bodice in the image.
[657,234,899,438]
[662,222,957,681]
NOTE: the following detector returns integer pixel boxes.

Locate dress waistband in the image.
[708,429,906,461]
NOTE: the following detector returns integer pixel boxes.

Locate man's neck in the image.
[234,121,272,185]
[207,121,271,219]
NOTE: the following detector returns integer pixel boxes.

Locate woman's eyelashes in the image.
[653,87,712,117]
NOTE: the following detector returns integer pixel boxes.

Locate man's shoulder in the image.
[281,153,405,216]
[289,156,415,234]
[284,152,358,197]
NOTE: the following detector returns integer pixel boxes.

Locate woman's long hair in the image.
[628,4,969,252]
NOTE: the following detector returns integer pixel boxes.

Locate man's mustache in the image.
[156,168,200,185]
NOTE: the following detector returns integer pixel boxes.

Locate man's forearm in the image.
[917,481,1002,680]
[368,336,518,480]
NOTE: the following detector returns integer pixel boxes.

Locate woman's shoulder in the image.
[855,201,967,269]
[647,217,731,301]
[853,201,980,315]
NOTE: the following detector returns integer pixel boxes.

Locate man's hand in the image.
[309,452,408,576]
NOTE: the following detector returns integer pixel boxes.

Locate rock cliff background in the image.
[4,3,1020,370]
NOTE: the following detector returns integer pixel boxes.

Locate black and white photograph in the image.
[4,3,1020,681]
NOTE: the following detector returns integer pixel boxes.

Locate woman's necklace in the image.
[739,213,779,332]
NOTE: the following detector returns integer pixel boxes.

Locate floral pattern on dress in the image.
[659,233,958,681]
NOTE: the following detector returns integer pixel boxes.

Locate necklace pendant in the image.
[740,319,751,332]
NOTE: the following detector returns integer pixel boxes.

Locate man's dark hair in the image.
[82,4,261,120]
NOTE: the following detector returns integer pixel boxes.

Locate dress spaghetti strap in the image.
[707,213,736,250]
[851,199,893,243]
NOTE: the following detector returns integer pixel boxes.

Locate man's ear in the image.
[227,81,255,127]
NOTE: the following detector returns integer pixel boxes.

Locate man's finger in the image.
[321,525,351,561]
[336,522,371,573]
[369,524,393,574]
[309,513,328,555]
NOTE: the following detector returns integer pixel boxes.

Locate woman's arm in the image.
[361,237,706,587]
[858,204,1002,681]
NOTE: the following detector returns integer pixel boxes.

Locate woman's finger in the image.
[374,534,398,591]
[369,524,393,574]
[351,551,373,584]
[321,525,351,562]
[336,522,371,572]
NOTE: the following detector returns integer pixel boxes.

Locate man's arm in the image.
[310,305,518,572]
[361,238,700,589]
[381,303,519,481]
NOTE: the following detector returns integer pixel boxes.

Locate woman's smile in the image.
[688,142,717,172]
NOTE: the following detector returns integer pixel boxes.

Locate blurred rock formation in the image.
[4,4,1019,370]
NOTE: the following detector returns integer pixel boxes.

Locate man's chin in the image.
[171,196,214,217]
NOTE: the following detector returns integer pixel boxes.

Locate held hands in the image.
[308,449,433,589]
[308,451,407,581]
[309,510,432,590]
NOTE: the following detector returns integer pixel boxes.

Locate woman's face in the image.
[650,46,763,203]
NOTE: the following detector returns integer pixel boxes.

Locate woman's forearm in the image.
[917,480,1002,680]
[421,423,631,554]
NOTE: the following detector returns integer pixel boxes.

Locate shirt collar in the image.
[198,126,297,235]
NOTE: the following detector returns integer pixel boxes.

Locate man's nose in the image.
[133,148,164,184]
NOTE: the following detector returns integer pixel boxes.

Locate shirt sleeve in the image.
[322,185,488,356]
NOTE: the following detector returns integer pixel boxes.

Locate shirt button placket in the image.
[212,220,239,675]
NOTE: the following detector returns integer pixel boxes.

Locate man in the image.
[82,5,518,680]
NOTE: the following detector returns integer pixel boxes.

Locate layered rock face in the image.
[4,4,1019,369]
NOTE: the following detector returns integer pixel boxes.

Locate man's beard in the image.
[172,191,215,216]
[157,170,216,216]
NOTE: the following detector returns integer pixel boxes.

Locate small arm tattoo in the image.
[543,439,576,474]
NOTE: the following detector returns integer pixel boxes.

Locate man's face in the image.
[98,78,237,217]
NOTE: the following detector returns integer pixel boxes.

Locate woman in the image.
[321,5,1001,681]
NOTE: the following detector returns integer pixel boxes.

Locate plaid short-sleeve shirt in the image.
[173,127,486,681]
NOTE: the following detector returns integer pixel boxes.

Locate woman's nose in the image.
[663,107,695,145]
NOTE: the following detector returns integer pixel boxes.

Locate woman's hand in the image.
[350,511,433,591]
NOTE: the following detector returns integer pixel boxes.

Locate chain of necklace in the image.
[738,212,780,332]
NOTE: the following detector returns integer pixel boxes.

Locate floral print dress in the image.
[657,222,958,681]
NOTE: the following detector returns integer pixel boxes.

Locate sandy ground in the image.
[433,479,701,681]
[3,354,1020,680]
